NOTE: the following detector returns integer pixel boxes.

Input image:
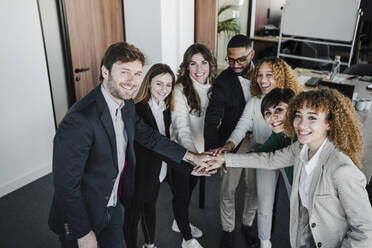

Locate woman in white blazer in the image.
[208,88,372,248]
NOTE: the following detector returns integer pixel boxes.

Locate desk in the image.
[294,68,372,181]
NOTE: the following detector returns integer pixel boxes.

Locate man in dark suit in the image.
[48,42,207,248]
[204,35,258,248]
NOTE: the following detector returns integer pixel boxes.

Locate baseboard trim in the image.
[0,163,52,198]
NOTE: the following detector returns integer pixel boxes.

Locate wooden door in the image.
[195,0,218,55]
[59,0,124,103]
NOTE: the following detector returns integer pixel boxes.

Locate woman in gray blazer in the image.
[207,88,372,248]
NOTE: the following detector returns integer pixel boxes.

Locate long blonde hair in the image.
[134,63,175,110]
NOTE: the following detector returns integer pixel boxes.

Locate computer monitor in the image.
[318,80,355,100]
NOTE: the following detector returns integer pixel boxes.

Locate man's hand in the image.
[184,151,212,168]
[208,141,235,156]
[77,231,97,248]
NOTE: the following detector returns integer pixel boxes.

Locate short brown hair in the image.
[100,42,145,81]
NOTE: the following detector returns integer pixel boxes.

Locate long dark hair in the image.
[176,43,217,115]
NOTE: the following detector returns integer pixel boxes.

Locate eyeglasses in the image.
[225,50,252,65]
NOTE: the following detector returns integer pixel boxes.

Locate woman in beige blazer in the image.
[207,88,372,248]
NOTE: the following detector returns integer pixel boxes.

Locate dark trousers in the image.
[123,182,161,248]
[168,169,199,241]
[59,204,124,248]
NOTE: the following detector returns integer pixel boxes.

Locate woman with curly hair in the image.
[212,57,302,248]
[208,88,372,248]
[170,43,216,248]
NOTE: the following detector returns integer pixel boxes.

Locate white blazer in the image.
[225,139,372,248]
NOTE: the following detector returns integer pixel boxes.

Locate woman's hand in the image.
[205,153,226,172]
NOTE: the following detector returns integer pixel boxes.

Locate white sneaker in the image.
[181,238,204,248]
[260,239,272,248]
[172,219,203,238]
[142,244,157,248]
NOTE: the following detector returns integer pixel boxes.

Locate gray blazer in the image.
[225,139,372,248]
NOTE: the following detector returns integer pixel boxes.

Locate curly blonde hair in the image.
[283,88,363,168]
[250,57,302,97]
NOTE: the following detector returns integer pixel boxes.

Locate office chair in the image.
[343,64,372,76]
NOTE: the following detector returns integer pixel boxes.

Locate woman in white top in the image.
[208,88,372,248]
[212,57,302,248]
[169,43,216,248]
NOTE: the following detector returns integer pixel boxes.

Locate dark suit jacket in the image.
[48,86,187,240]
[204,67,248,150]
[131,102,192,203]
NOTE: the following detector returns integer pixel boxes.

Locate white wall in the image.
[38,0,69,125]
[0,0,55,197]
[217,0,250,70]
[124,0,194,75]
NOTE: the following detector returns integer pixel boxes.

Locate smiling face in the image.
[293,105,330,153]
[150,73,173,104]
[102,60,143,104]
[227,47,253,75]
[263,102,288,133]
[256,62,277,95]
[188,53,210,84]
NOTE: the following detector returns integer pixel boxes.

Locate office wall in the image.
[124,0,194,75]
[217,0,250,70]
[38,0,69,125]
[0,0,56,197]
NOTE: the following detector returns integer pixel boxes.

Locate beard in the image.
[232,60,251,76]
[106,76,127,100]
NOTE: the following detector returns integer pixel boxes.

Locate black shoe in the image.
[241,225,259,248]
[220,231,234,248]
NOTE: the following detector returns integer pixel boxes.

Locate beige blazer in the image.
[225,139,372,248]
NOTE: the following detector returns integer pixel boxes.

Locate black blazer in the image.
[204,67,248,150]
[132,102,192,203]
[48,86,187,240]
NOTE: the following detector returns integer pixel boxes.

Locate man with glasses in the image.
[204,34,258,248]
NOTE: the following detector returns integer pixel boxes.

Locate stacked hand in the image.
[204,153,226,172]
[186,147,229,175]
[208,141,234,156]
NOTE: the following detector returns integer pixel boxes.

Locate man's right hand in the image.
[77,231,97,248]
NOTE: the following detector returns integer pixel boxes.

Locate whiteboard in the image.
[0,0,56,197]
[282,0,360,42]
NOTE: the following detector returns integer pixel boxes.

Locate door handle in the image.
[75,67,90,73]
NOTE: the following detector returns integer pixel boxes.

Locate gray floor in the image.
[0,171,290,248]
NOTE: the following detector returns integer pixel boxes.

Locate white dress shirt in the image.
[101,85,128,207]
[148,98,168,182]
[298,138,328,210]
[238,76,251,102]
